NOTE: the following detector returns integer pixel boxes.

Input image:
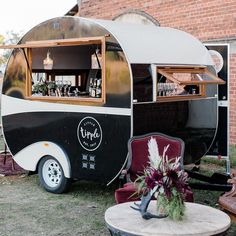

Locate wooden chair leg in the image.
[0,144,13,167]
[0,154,6,165]
[11,158,16,171]
[0,144,8,165]
[3,144,7,165]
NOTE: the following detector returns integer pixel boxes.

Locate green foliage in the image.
[0,30,23,67]
[200,145,236,169]
[133,171,146,195]
[157,188,185,221]
[32,82,48,95]
[0,34,5,67]
[0,34,4,44]
[4,31,22,45]
[47,81,57,90]
[32,81,59,96]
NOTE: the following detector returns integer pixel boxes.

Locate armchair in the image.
[115,132,194,204]
[218,175,236,222]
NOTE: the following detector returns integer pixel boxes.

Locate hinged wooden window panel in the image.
[0,36,108,104]
[0,36,108,49]
[155,66,225,103]
[25,48,32,97]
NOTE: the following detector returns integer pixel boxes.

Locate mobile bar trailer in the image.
[0,17,225,193]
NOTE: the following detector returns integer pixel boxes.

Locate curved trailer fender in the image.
[13,141,71,178]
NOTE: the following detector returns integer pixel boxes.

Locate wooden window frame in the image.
[155,66,225,103]
[2,36,107,105]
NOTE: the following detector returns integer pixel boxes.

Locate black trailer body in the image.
[0,17,225,192]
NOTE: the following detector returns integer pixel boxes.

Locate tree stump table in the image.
[105,201,231,236]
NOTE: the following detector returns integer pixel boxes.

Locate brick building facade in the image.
[77,0,236,145]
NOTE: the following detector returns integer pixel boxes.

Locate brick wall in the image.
[80,0,236,41]
[79,0,236,145]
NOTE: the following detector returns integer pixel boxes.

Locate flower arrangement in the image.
[135,137,189,221]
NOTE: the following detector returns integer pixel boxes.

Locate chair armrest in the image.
[118,169,129,187]
[119,169,127,180]
[227,178,236,184]
[222,177,236,197]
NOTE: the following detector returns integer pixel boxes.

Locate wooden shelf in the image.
[27,96,104,105]
[156,94,206,103]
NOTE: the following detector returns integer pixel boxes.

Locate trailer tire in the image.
[38,156,71,194]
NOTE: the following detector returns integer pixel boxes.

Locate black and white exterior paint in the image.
[1,16,222,184]
[2,96,131,182]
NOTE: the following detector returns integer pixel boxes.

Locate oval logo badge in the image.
[77,117,102,151]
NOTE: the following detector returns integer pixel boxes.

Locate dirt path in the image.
[0,175,113,236]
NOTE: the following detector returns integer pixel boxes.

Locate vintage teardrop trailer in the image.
[0,16,224,193]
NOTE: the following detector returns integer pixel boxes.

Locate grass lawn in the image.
[193,188,236,235]
[187,145,236,235]
[0,145,236,235]
[0,176,115,236]
[0,166,235,236]
[0,173,235,236]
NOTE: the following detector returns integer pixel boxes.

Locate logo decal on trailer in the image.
[77,117,102,151]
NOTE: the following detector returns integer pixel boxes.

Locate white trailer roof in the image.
[86,18,213,66]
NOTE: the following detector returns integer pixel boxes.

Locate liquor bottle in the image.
[91,79,97,97]
[96,78,102,98]
[89,78,93,96]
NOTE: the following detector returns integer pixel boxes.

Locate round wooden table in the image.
[105,201,231,236]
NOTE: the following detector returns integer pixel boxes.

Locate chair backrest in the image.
[127,132,185,182]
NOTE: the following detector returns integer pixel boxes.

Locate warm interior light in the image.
[43,50,53,70]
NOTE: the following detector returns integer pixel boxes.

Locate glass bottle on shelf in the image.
[91,78,97,98]
[96,78,102,98]
[89,78,94,96]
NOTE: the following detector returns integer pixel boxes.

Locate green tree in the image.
[0,34,4,44]
[0,34,5,66]
[0,31,23,67]
[4,30,22,45]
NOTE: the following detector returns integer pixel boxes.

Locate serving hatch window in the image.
[153,66,225,103]
[1,36,107,104]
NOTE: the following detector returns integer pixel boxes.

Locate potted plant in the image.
[32,82,48,96]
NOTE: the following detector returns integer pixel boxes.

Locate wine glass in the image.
[158,83,163,97]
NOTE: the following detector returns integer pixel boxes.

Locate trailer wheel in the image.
[38,156,71,194]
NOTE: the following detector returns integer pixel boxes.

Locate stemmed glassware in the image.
[174,83,178,95]
[157,82,178,97]
[158,83,163,96]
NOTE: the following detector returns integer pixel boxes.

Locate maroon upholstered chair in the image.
[218,175,236,222]
[115,132,194,204]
